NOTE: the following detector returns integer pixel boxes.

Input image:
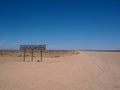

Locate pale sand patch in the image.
[0,51,120,90]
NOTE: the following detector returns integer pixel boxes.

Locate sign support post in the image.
[31,49,33,62]
[23,49,26,61]
[41,50,42,62]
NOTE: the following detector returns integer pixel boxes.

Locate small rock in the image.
[37,60,40,62]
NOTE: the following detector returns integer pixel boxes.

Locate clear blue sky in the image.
[0,0,120,50]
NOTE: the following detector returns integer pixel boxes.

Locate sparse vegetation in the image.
[0,50,80,58]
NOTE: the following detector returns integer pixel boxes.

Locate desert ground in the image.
[0,50,120,90]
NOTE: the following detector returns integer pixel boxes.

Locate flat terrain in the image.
[0,50,120,90]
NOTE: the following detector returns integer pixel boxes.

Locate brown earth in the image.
[0,50,120,90]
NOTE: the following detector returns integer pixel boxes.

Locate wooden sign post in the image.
[31,49,33,62]
[23,49,26,62]
[20,45,46,62]
[41,50,42,62]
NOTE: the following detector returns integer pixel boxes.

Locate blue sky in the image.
[0,0,120,50]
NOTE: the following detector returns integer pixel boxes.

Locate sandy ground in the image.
[0,51,120,90]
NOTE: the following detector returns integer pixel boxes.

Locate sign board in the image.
[20,45,46,50]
